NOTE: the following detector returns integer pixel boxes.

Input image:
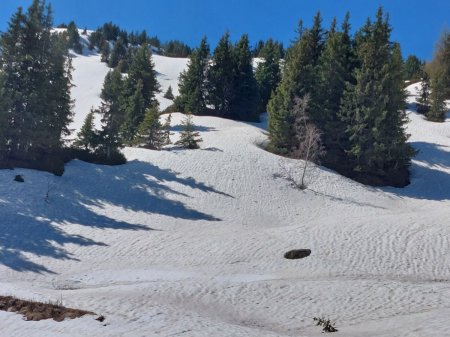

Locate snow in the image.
[1,54,450,337]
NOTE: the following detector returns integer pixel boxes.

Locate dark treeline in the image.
[1,1,443,187]
[175,33,282,122]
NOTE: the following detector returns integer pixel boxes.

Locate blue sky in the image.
[0,0,449,60]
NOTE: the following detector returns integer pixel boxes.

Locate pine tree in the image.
[175,113,203,149]
[255,39,282,113]
[74,110,97,151]
[100,40,110,63]
[428,71,447,122]
[339,8,414,185]
[431,31,450,97]
[67,21,83,54]
[316,13,354,167]
[208,32,235,117]
[96,68,125,158]
[164,85,175,100]
[162,113,173,145]
[121,80,146,143]
[403,55,422,81]
[231,34,260,121]
[0,0,73,161]
[109,37,127,68]
[267,12,324,154]
[177,37,210,115]
[134,105,165,150]
[416,71,431,114]
[125,43,159,108]
[0,72,9,159]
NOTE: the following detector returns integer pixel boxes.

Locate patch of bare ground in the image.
[0,296,97,322]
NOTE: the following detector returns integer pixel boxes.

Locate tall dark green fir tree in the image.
[231,34,260,121]
[208,32,235,117]
[339,8,414,186]
[255,39,282,113]
[0,0,73,162]
[316,13,354,168]
[267,12,324,154]
[177,37,210,115]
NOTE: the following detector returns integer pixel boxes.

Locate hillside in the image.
[1,48,450,336]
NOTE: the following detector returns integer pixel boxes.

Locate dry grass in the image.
[0,295,96,322]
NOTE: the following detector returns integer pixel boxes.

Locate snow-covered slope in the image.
[1,59,450,336]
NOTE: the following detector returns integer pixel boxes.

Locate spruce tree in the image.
[231,34,260,121]
[267,12,324,154]
[74,110,97,151]
[67,21,83,54]
[175,113,203,149]
[403,55,422,81]
[121,80,146,143]
[134,105,165,149]
[164,85,175,100]
[109,37,127,68]
[121,44,159,141]
[125,43,159,108]
[177,37,210,115]
[416,71,431,114]
[316,13,354,167]
[162,114,173,145]
[208,32,235,117]
[100,40,110,63]
[96,68,125,158]
[255,39,282,113]
[0,0,73,161]
[428,71,447,122]
[339,8,414,185]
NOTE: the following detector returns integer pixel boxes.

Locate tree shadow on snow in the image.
[0,160,226,273]
[170,124,217,133]
[384,141,450,201]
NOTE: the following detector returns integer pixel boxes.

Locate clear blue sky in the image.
[1,0,449,60]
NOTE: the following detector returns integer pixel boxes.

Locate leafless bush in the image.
[277,95,324,189]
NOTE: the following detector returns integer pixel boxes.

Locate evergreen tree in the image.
[255,39,282,113]
[177,37,210,115]
[121,44,159,140]
[431,31,450,97]
[231,34,260,121]
[67,21,83,54]
[208,32,235,117]
[403,55,422,81]
[416,71,431,114]
[339,8,414,185]
[267,12,324,154]
[134,105,165,149]
[96,68,125,157]
[125,43,159,108]
[100,40,110,63]
[164,85,175,100]
[109,37,127,68]
[121,80,146,143]
[175,113,203,149]
[162,113,173,145]
[74,110,97,151]
[0,0,73,161]
[316,13,354,167]
[428,71,447,122]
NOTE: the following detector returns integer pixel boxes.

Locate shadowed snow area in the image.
[1,49,450,336]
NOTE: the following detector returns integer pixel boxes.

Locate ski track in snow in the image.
[1,47,450,336]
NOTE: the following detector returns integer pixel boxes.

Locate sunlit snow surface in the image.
[1,43,450,336]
